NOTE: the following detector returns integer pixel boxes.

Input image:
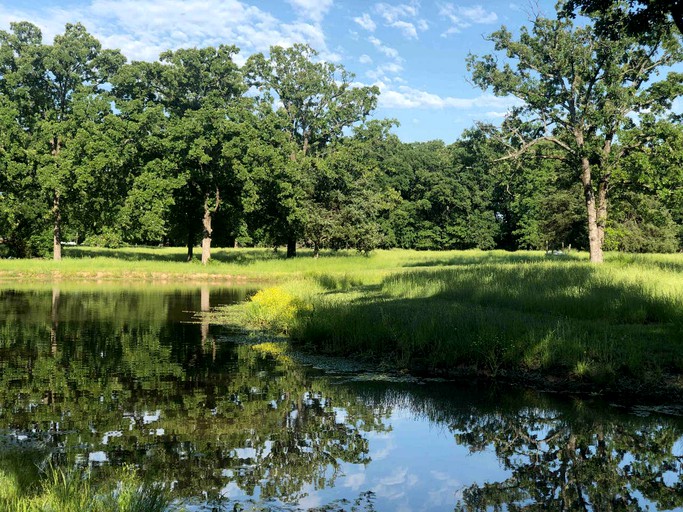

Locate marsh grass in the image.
[4,246,683,388]
[0,461,174,512]
[207,251,683,388]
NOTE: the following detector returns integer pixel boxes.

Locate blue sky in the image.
[0,0,558,142]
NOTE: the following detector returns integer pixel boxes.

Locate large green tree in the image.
[468,10,683,262]
[158,46,247,264]
[563,0,683,35]
[245,44,379,257]
[0,22,124,260]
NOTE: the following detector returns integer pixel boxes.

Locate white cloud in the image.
[359,54,373,64]
[0,0,338,62]
[375,2,419,23]
[368,36,400,60]
[343,471,367,491]
[353,12,376,31]
[439,3,498,36]
[367,62,404,82]
[377,84,524,111]
[391,20,418,39]
[373,1,427,40]
[286,0,334,23]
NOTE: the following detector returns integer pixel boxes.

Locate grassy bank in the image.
[0,461,172,512]
[0,246,485,282]
[3,246,683,395]
[217,250,683,396]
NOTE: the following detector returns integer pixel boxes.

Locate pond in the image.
[0,285,682,511]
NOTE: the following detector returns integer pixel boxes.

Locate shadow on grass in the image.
[65,247,362,265]
[402,250,583,268]
[293,263,683,380]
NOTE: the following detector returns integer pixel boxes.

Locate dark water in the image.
[0,286,682,511]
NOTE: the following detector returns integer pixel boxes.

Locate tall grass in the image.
[3,246,683,390]
[225,252,683,389]
[0,463,174,512]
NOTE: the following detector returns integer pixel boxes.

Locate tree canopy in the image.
[1,8,682,261]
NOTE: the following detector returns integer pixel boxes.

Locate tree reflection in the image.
[0,287,391,505]
[452,397,683,511]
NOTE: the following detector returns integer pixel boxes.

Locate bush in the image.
[245,287,311,334]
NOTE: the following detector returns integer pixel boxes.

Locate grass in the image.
[2,246,683,394]
[0,461,175,512]
[0,246,563,282]
[202,249,683,394]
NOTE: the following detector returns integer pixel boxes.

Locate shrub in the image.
[245,287,311,334]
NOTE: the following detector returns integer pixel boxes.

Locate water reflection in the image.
[0,286,681,511]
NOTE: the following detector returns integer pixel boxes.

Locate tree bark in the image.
[597,178,609,249]
[51,135,62,261]
[313,241,319,259]
[201,188,221,265]
[287,238,297,258]
[201,201,212,265]
[580,156,604,263]
[53,191,62,261]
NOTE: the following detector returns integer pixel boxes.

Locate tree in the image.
[0,22,124,260]
[468,11,683,262]
[158,46,247,264]
[563,0,683,36]
[245,44,379,257]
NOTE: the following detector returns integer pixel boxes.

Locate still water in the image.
[0,286,682,511]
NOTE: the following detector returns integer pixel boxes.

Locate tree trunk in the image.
[53,191,62,261]
[597,178,608,249]
[313,241,320,259]
[287,238,297,258]
[51,134,62,261]
[201,188,221,265]
[186,242,193,262]
[201,200,212,265]
[580,156,604,263]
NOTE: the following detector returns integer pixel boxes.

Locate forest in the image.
[1,2,682,264]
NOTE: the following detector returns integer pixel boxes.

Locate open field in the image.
[3,246,683,395]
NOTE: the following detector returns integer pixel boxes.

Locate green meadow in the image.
[3,247,683,394]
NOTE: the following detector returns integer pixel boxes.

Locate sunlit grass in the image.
[200,249,683,389]
[0,463,174,512]
[3,246,683,389]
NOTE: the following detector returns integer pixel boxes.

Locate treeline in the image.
[1,8,682,262]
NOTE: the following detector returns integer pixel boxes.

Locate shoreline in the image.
[285,342,683,405]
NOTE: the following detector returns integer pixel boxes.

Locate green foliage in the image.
[468,8,683,261]
[1,12,682,259]
[0,465,173,512]
[245,286,312,334]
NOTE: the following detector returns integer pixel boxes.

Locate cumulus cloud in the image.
[286,0,333,23]
[375,2,419,23]
[376,84,524,111]
[359,54,373,64]
[439,3,498,36]
[353,12,376,31]
[368,36,400,60]
[373,1,428,40]
[391,20,418,39]
[0,0,338,62]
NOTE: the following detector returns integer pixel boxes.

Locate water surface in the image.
[0,285,681,511]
